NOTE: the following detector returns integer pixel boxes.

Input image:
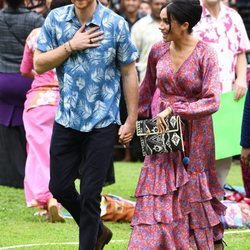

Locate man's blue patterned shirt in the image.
[37,3,138,132]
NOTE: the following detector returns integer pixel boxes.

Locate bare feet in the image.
[47,198,65,223]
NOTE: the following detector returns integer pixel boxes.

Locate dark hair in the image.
[5,0,24,9]
[165,0,202,33]
[50,0,72,10]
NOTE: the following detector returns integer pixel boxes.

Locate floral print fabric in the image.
[128,41,226,250]
[20,28,59,111]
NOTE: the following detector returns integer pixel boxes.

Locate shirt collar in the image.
[201,1,226,19]
[64,1,105,27]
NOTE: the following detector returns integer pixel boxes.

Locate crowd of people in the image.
[0,0,250,249]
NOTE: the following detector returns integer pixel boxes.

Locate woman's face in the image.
[159,8,188,42]
[159,8,172,42]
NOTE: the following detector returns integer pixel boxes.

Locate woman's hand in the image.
[156,107,172,133]
[69,25,104,51]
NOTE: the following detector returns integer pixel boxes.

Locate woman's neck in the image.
[171,35,198,52]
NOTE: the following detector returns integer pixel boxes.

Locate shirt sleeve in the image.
[116,18,138,65]
[172,46,221,120]
[241,86,250,148]
[235,13,250,53]
[36,11,55,52]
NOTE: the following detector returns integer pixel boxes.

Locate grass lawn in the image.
[0,161,250,249]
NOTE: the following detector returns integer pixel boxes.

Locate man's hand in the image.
[241,147,250,167]
[70,25,104,51]
[234,78,247,101]
[118,121,136,148]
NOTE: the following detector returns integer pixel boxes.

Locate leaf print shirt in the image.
[36,3,138,132]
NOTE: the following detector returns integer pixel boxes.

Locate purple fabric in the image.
[0,72,32,126]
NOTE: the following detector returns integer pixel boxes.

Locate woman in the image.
[0,0,44,188]
[129,0,226,249]
[20,0,74,222]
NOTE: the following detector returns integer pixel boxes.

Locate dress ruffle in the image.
[130,152,226,249]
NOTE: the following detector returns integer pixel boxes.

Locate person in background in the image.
[119,0,144,30]
[241,85,250,198]
[99,0,111,7]
[118,0,144,162]
[34,0,138,249]
[25,0,50,16]
[129,0,226,249]
[0,0,44,188]
[131,0,167,84]
[193,0,250,188]
[139,0,151,15]
[20,0,72,223]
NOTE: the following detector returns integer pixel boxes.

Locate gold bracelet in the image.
[63,42,71,54]
[68,40,74,52]
[66,42,72,53]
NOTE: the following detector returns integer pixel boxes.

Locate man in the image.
[193,0,250,188]
[34,0,138,249]
[131,0,167,83]
[241,85,250,198]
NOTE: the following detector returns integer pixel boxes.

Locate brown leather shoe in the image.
[95,224,113,250]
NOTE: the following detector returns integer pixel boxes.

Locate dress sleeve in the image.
[20,42,33,74]
[138,45,158,118]
[172,46,221,120]
[241,86,250,148]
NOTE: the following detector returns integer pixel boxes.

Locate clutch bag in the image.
[136,115,184,156]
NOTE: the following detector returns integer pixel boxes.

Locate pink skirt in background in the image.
[23,105,57,208]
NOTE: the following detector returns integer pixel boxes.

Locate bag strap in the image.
[2,12,25,47]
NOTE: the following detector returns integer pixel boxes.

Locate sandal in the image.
[214,239,227,250]
[47,198,65,223]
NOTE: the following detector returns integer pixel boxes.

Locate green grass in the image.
[0,161,250,249]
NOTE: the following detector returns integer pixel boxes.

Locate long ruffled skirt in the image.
[128,151,226,250]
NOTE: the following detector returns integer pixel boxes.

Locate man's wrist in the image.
[68,40,75,52]
[63,42,72,54]
[126,115,137,124]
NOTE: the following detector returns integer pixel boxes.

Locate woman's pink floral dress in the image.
[128,41,226,250]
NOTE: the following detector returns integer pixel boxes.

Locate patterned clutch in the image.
[136,115,184,156]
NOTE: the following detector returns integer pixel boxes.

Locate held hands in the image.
[233,78,247,101]
[69,25,104,52]
[118,121,136,148]
[156,107,172,133]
